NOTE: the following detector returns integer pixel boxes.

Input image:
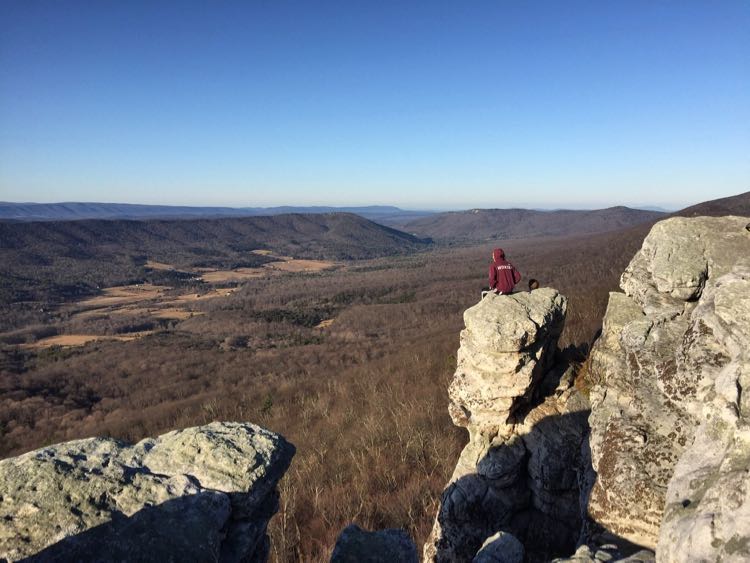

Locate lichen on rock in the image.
[587,215,750,557]
[0,422,295,562]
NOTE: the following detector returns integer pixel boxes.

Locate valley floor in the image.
[0,230,646,561]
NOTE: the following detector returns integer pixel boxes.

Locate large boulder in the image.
[587,216,750,555]
[472,531,524,563]
[656,263,750,561]
[330,524,418,563]
[426,289,591,562]
[0,422,295,562]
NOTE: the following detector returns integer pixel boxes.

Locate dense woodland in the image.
[1,193,746,561]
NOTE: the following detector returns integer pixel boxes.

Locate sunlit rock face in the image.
[587,216,750,559]
[425,288,591,562]
[0,422,295,562]
[448,289,568,429]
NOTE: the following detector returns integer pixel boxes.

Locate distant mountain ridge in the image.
[673,190,750,217]
[0,212,430,305]
[0,201,432,223]
[399,206,666,241]
[3,191,746,244]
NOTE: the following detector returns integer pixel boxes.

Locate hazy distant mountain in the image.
[0,202,434,223]
[635,205,672,213]
[399,206,666,242]
[673,190,750,217]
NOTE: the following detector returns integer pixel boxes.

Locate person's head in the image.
[492,248,505,262]
[528,279,539,291]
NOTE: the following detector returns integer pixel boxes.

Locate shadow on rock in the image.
[428,409,654,563]
[15,488,279,563]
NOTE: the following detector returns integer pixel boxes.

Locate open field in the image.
[0,223,649,561]
[1,254,338,350]
[199,258,335,282]
[263,258,336,273]
[199,268,269,283]
[144,259,175,270]
[315,319,336,329]
[79,284,171,308]
[23,331,156,349]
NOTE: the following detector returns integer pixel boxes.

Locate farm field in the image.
[3,253,337,350]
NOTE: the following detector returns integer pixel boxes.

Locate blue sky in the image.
[1,1,748,210]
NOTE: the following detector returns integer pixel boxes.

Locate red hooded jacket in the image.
[489,248,521,294]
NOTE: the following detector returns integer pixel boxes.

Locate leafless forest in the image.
[0,224,650,562]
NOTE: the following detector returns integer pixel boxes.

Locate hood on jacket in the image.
[492,248,505,262]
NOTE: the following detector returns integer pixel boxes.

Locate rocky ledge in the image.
[587,216,750,560]
[0,422,295,562]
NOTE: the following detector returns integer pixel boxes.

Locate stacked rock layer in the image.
[425,289,591,562]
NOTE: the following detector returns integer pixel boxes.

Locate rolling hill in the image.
[673,190,750,217]
[399,206,665,242]
[0,213,430,307]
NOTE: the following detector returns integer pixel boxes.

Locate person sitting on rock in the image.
[528,278,540,292]
[488,248,521,295]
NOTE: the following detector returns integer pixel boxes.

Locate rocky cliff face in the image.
[425,289,591,562]
[587,216,750,560]
[0,422,294,562]
[426,215,750,562]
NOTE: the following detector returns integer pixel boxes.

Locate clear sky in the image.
[1,1,748,210]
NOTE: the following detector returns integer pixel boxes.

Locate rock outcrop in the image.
[427,215,750,563]
[425,289,591,562]
[448,290,568,427]
[587,216,750,558]
[0,422,295,562]
[553,544,655,562]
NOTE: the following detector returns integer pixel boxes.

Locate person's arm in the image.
[513,266,521,285]
[488,264,497,289]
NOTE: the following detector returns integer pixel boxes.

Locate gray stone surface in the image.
[656,264,750,562]
[330,524,418,563]
[425,289,590,562]
[429,215,750,563]
[0,422,295,562]
[587,216,750,554]
[448,288,567,428]
[553,544,655,562]
[472,531,524,563]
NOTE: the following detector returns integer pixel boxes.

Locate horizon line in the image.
[0,199,684,213]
